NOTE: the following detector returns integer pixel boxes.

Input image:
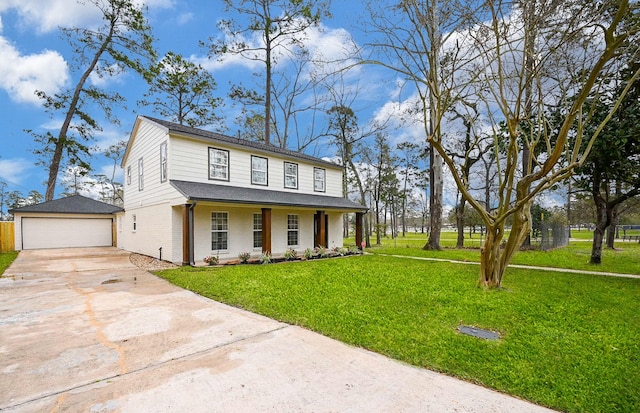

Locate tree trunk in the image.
[606,204,619,249]
[456,197,466,248]
[480,226,505,288]
[606,183,622,249]
[44,26,114,201]
[424,147,442,250]
[480,198,532,288]
[590,193,608,264]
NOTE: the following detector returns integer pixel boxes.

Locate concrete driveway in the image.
[0,247,555,412]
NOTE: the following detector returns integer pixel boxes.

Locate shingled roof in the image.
[141,116,341,169]
[9,195,123,214]
[171,180,367,211]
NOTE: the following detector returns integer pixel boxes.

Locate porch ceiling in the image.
[171,180,367,212]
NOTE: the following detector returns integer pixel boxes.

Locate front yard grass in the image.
[156,250,640,413]
[362,232,640,275]
[0,252,18,275]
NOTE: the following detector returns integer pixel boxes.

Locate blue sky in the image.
[0,0,415,200]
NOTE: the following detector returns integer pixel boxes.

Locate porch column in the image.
[182,204,190,265]
[315,210,326,248]
[262,208,272,254]
[355,212,364,250]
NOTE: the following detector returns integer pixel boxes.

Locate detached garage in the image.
[10,195,123,250]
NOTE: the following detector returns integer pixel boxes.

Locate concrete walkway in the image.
[0,247,555,412]
[373,253,640,279]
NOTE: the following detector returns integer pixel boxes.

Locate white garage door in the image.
[22,217,113,249]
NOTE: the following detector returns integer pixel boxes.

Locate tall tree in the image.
[207,0,331,146]
[140,52,223,128]
[366,0,639,288]
[29,0,156,201]
[569,58,640,263]
[445,102,490,248]
[103,140,127,205]
[364,134,399,244]
[365,0,475,251]
[396,142,425,237]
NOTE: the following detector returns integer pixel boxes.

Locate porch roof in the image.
[171,180,367,212]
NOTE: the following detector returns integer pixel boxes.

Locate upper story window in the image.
[138,158,144,191]
[160,142,167,183]
[284,162,298,189]
[126,166,131,185]
[313,167,325,192]
[209,147,229,181]
[251,155,268,186]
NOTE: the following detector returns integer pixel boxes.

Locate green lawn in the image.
[0,252,18,276]
[359,232,640,275]
[157,243,640,413]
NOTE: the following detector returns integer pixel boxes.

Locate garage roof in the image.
[10,195,123,214]
[171,180,367,211]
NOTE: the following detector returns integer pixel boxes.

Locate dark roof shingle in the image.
[142,116,340,169]
[170,180,367,211]
[10,195,123,214]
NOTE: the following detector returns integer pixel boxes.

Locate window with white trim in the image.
[208,148,229,181]
[313,167,325,192]
[160,142,167,182]
[126,166,131,185]
[284,162,298,189]
[253,213,262,249]
[211,212,228,251]
[251,155,268,185]
[138,158,144,191]
[287,214,299,246]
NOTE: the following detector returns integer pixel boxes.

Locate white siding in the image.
[123,120,183,210]
[170,135,344,196]
[327,213,344,249]
[117,202,173,261]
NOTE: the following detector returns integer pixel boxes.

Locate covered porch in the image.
[171,180,367,265]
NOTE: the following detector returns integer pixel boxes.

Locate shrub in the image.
[238,252,251,263]
[304,248,314,259]
[284,248,298,261]
[260,252,272,264]
[317,246,327,258]
[203,255,219,265]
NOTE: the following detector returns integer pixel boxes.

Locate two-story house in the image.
[118,116,367,265]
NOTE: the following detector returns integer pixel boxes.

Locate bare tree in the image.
[207,0,330,146]
[364,0,639,288]
[364,0,477,251]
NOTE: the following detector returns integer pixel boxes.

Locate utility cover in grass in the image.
[458,326,500,340]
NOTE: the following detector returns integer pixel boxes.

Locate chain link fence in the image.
[536,223,570,251]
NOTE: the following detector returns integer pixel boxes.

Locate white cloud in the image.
[93,129,130,153]
[0,158,33,186]
[0,36,69,105]
[0,0,100,34]
[1,0,174,34]
[176,12,193,25]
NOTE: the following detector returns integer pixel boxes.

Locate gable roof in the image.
[132,115,341,169]
[9,195,123,214]
[171,180,367,212]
